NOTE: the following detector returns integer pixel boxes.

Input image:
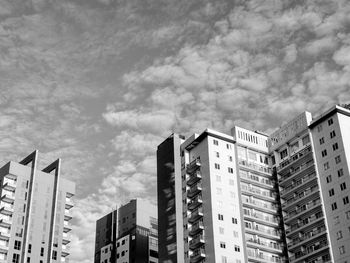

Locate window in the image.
[328,118,334,125]
[317,125,323,132]
[229,156,233,162]
[228,167,234,173]
[340,246,345,255]
[220,241,226,248]
[14,241,21,250]
[332,202,338,210]
[40,248,44,257]
[213,139,219,145]
[121,251,125,256]
[216,152,220,158]
[326,175,332,183]
[333,143,339,151]
[346,211,350,219]
[280,149,288,159]
[341,182,347,191]
[330,130,336,138]
[28,244,31,253]
[26,257,30,263]
[229,179,234,185]
[12,253,20,263]
[122,239,125,245]
[52,251,57,260]
[219,227,224,234]
[216,175,221,182]
[329,189,335,196]
[222,256,227,263]
[302,135,310,145]
[226,144,231,149]
[324,162,330,171]
[338,169,344,177]
[234,245,240,252]
[343,196,349,205]
[321,149,327,157]
[319,137,325,145]
[232,218,238,224]
[335,155,341,164]
[215,163,220,169]
[218,214,224,220]
[233,231,238,237]
[216,188,222,195]
[334,216,340,225]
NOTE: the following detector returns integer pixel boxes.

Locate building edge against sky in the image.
[0,150,75,263]
[94,199,158,263]
[157,104,350,263]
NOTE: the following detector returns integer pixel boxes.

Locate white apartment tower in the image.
[232,127,286,263]
[157,104,350,263]
[0,150,75,263]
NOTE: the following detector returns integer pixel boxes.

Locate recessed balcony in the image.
[2,180,16,192]
[189,221,204,236]
[0,193,15,204]
[0,203,13,216]
[189,234,205,250]
[187,183,202,198]
[187,170,202,186]
[190,247,206,263]
[188,208,203,224]
[278,145,312,173]
[187,159,201,174]
[188,195,203,211]
[0,217,11,227]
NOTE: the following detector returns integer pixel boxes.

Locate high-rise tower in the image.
[0,150,75,263]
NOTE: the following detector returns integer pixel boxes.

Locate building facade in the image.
[94,199,158,263]
[0,150,75,263]
[157,104,350,263]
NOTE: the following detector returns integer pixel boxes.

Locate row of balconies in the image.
[246,236,285,251]
[282,186,319,209]
[243,209,279,225]
[289,239,328,262]
[287,226,327,248]
[238,160,272,175]
[285,212,324,234]
[278,145,312,172]
[278,160,314,184]
[284,199,321,221]
[241,186,277,201]
[245,224,281,239]
[247,249,283,263]
[280,172,316,196]
[240,172,276,189]
[243,198,278,213]
[190,247,206,263]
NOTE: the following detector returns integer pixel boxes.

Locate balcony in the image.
[241,186,277,202]
[243,210,279,226]
[282,186,319,209]
[279,160,314,185]
[0,203,13,216]
[286,213,324,235]
[247,237,284,253]
[190,248,206,263]
[280,172,316,197]
[278,146,312,172]
[238,160,272,175]
[62,233,71,245]
[187,158,201,174]
[0,193,15,204]
[284,199,322,222]
[240,172,275,189]
[187,183,202,198]
[0,217,11,227]
[243,199,278,214]
[245,225,281,240]
[187,170,202,186]
[188,208,203,224]
[2,180,16,192]
[289,239,328,262]
[63,221,72,233]
[188,195,203,211]
[189,234,205,250]
[247,250,283,263]
[189,221,204,236]
[0,229,10,239]
[288,227,327,249]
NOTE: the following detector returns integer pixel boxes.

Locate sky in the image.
[1,0,350,262]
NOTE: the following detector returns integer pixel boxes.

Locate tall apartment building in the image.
[0,150,75,263]
[269,105,350,263]
[232,127,286,263]
[94,199,158,263]
[157,104,350,263]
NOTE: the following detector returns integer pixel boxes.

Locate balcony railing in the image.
[247,237,284,251]
[243,199,278,212]
[247,249,282,262]
[278,145,312,171]
[187,183,202,198]
[245,225,280,238]
[282,186,319,208]
[2,180,16,191]
[188,195,203,211]
[240,172,275,188]
[190,247,206,263]
[187,170,202,186]
[188,208,203,223]
[284,199,321,221]
[187,158,201,174]
[288,227,327,247]
[243,210,279,224]
[289,239,328,262]
[238,160,272,174]
[189,221,204,236]
[189,234,205,249]
[241,186,277,200]
[280,172,316,196]
[285,212,324,234]
[279,160,314,183]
